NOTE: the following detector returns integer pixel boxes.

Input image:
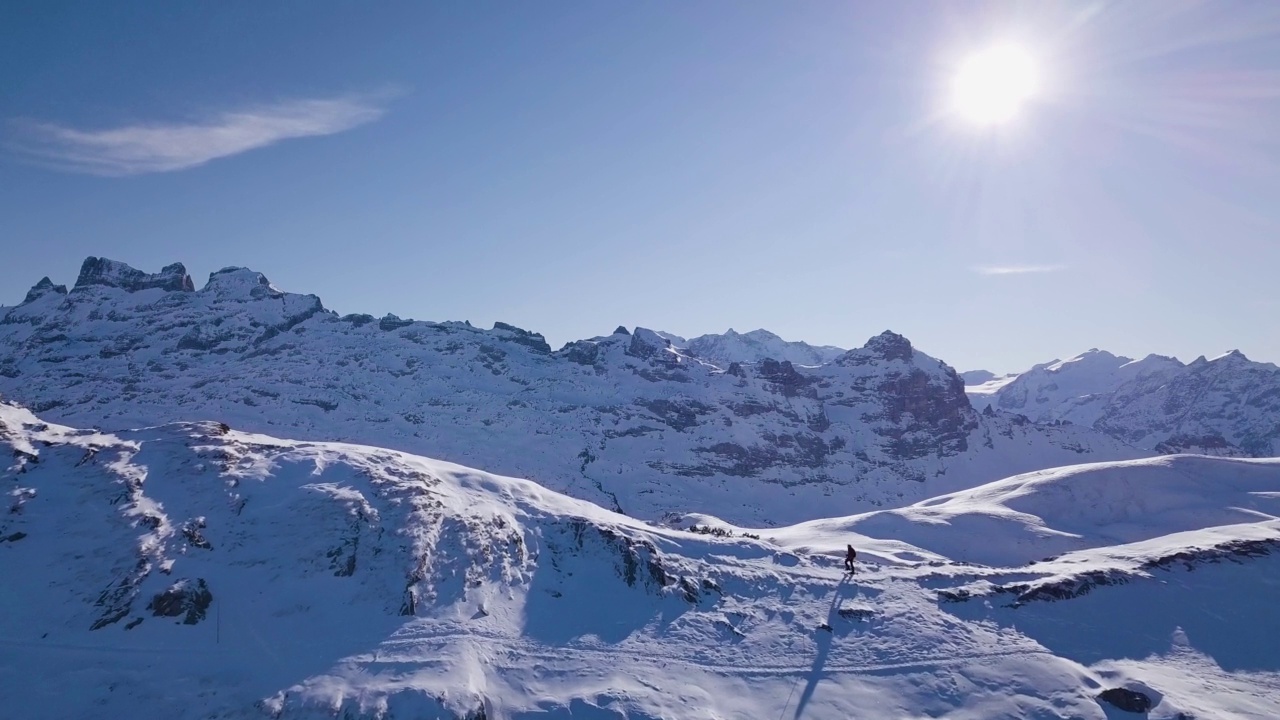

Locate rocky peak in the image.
[22,277,68,304]
[1135,353,1181,366]
[613,326,631,336]
[201,267,281,299]
[627,327,671,360]
[864,330,914,362]
[492,322,551,354]
[841,330,914,365]
[73,257,195,293]
[1211,349,1250,364]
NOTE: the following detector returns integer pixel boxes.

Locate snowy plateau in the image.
[1,258,1279,719]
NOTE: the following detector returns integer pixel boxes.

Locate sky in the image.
[2,1,1279,374]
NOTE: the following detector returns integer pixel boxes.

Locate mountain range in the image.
[966,348,1280,457]
[3,257,1279,719]
[0,257,1147,526]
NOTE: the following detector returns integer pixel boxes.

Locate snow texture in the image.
[2,403,1279,719]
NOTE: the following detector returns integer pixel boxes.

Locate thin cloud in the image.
[972,264,1066,276]
[7,95,388,176]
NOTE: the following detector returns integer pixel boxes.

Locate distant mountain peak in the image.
[1212,349,1249,363]
[1051,348,1131,370]
[961,370,997,385]
[202,266,282,299]
[21,277,68,304]
[73,256,194,293]
[861,330,913,362]
[680,328,846,369]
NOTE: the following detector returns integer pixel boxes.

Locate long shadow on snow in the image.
[792,574,853,719]
[940,552,1280,671]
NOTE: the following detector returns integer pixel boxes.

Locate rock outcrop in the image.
[74,257,195,293]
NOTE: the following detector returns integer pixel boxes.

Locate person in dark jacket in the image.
[844,544,857,574]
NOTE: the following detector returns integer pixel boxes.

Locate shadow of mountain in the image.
[521,519,691,644]
[941,551,1280,671]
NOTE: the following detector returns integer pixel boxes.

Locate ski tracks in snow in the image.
[356,626,1054,679]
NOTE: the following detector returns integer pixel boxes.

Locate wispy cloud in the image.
[972,264,1066,276]
[7,95,389,176]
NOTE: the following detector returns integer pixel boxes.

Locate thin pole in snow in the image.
[777,674,800,720]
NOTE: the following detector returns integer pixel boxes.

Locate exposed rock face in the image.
[1153,433,1244,457]
[1097,351,1280,456]
[148,579,213,625]
[492,322,551,354]
[1097,688,1153,714]
[22,277,68,304]
[202,267,281,300]
[0,257,1145,525]
[939,537,1280,606]
[74,257,195,293]
[857,330,914,363]
[831,332,975,461]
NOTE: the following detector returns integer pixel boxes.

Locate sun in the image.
[952,44,1039,126]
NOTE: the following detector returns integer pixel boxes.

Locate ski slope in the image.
[3,403,1279,719]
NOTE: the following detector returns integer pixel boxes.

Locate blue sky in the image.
[2,1,1278,373]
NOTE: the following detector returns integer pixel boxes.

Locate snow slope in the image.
[961,371,1019,407]
[0,258,1148,525]
[773,454,1280,567]
[3,404,1279,720]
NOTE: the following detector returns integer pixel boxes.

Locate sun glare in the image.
[952,44,1038,126]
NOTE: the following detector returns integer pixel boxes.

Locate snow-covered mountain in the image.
[4,403,1278,720]
[985,348,1280,457]
[667,329,846,369]
[0,257,1144,525]
[959,369,999,385]
[961,369,1019,403]
[982,349,1184,423]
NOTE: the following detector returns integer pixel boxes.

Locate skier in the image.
[844,544,857,574]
